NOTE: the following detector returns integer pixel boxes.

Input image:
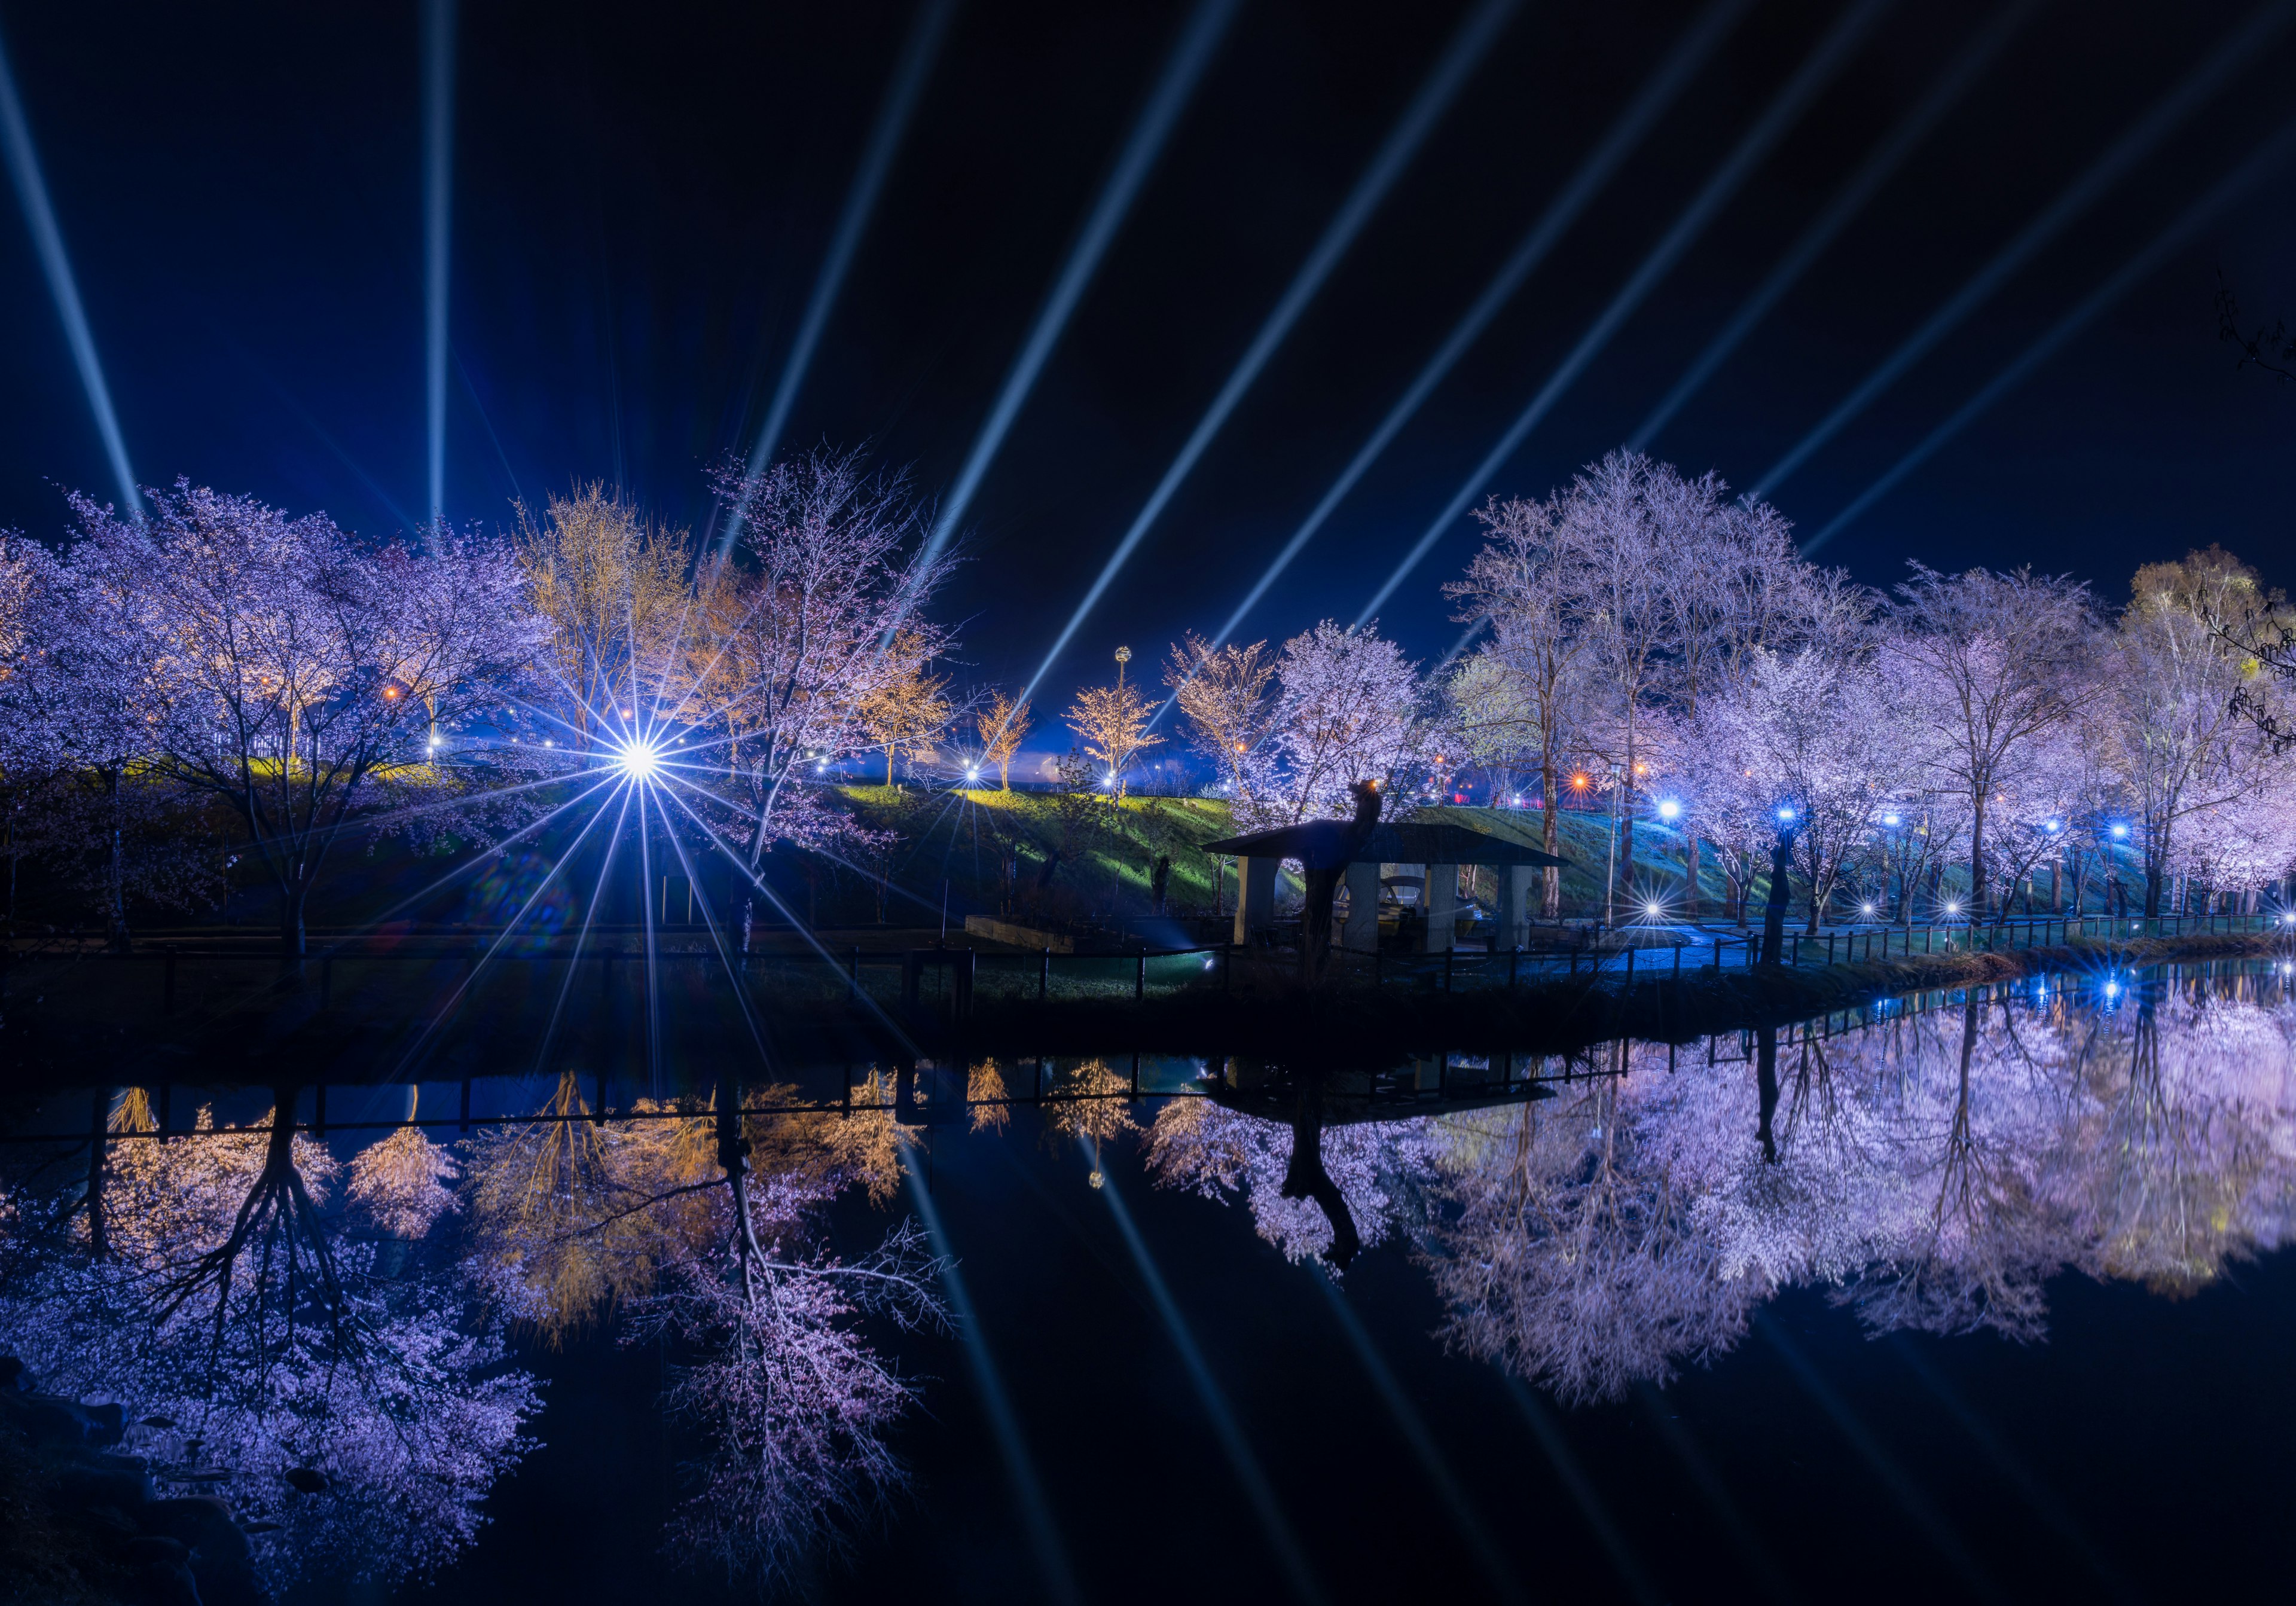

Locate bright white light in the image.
[2104,980,2120,999]
[1643,901,1662,918]
[2111,823,2128,839]
[966,768,979,782]
[1883,813,1900,826]
[1944,901,1961,915]
[613,740,663,781]
[1776,806,1796,822]
[1656,798,1681,821]
[2044,819,2060,832]
[1861,903,1875,915]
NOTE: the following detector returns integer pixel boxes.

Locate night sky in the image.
[1,0,2291,719]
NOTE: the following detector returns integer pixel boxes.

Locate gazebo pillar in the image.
[1233,854,1278,946]
[1495,866,1535,951]
[1341,860,1380,952]
[1421,863,1458,953]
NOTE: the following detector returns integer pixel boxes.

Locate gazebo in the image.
[1201,817,1567,954]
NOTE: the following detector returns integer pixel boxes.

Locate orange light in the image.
[383,687,400,699]
[1570,773,1590,790]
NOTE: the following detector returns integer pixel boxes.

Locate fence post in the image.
[1444,949,1454,993]
[1040,948,1051,1002]
[850,946,860,1000]
[1626,946,1635,984]
[1509,950,1520,989]
[312,1082,325,1139]
[163,946,178,1016]
[1135,949,1146,1002]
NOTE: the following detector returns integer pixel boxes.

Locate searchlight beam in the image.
[1629,0,2035,450]
[720,0,958,557]
[1156,0,1748,724]
[0,20,139,515]
[1355,0,1893,627]
[912,0,1239,576]
[1751,0,2296,502]
[1800,115,2296,555]
[424,0,456,525]
[1012,0,1521,712]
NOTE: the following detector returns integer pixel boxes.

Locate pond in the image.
[4,958,2293,1603]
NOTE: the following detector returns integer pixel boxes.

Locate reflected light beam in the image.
[1013,0,1521,712]
[1158,0,1750,715]
[1798,114,2296,555]
[0,20,139,515]
[1750,0,2296,501]
[897,1137,1083,1606]
[1633,1384,1800,1604]
[1887,1336,2137,1604]
[1502,1376,1665,1606]
[911,0,1238,576]
[1629,0,2035,451]
[719,0,959,558]
[424,0,456,525]
[1354,0,1894,628]
[1755,1314,2007,1604]
[1314,1271,1529,1606]
[1089,1140,1330,1606]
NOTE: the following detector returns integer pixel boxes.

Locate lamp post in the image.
[1603,761,1623,926]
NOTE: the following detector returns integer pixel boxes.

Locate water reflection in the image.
[2,964,2289,1595]
[1149,969,2296,1405]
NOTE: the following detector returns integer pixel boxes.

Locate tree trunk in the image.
[279,881,310,976]
[1758,828,1797,966]
[1540,751,1561,920]
[103,767,130,953]
[1968,796,1988,920]
[1298,784,1381,986]
[1280,1073,1360,1269]
[1684,832,1702,920]
[1754,1028,1779,1165]
[84,1089,109,1260]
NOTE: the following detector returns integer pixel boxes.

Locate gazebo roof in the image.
[1202,817,1567,870]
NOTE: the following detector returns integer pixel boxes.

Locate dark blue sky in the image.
[1,0,2291,713]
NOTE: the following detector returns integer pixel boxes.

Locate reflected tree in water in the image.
[1146,1094,1436,1267]
[0,1093,538,1592]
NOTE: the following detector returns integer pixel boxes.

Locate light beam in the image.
[1089,1141,1330,1605]
[0,20,139,515]
[1799,114,2296,555]
[1355,0,1894,627]
[911,0,1239,577]
[1013,0,1521,712]
[898,1137,1083,1606]
[1156,0,1749,721]
[424,0,457,525]
[1750,0,2296,501]
[1314,1271,1528,1606]
[1629,0,2035,450]
[719,0,959,558]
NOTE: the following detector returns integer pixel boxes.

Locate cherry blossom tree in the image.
[685,447,958,852]
[2108,548,2291,916]
[0,1095,539,1593]
[1879,563,2098,921]
[1164,633,1278,805]
[1265,621,1425,824]
[58,483,544,967]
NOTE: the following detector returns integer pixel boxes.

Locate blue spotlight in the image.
[719,0,958,558]
[912,0,1239,577]
[1631,1,2035,450]
[1355,0,1892,627]
[1799,114,2296,554]
[1506,1377,1666,1605]
[1015,0,1520,711]
[0,22,139,514]
[1314,1272,1529,1606]
[1751,0,2296,502]
[898,1138,1083,1606]
[424,0,456,525]
[1089,1141,1330,1606]
[1164,0,1748,698]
